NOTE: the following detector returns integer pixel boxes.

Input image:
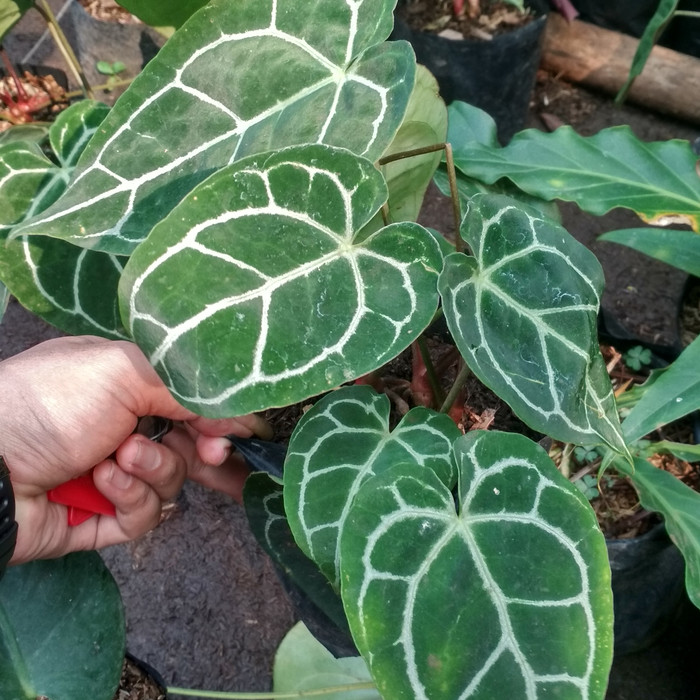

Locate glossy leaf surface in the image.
[120,145,443,416]
[447,102,700,231]
[16,0,414,254]
[284,384,460,588]
[340,431,613,700]
[622,334,700,443]
[115,0,209,28]
[629,457,700,608]
[0,101,126,338]
[0,552,125,700]
[440,194,627,452]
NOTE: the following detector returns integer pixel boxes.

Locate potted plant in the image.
[391,0,549,142]
[2,0,700,698]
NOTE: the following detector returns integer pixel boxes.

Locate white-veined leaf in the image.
[340,430,613,700]
[439,193,628,454]
[15,0,414,255]
[284,384,460,589]
[119,145,443,416]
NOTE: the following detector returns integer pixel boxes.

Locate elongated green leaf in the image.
[120,145,443,416]
[284,384,460,588]
[0,102,127,338]
[0,552,125,700]
[16,0,414,255]
[382,65,447,223]
[623,334,700,443]
[447,102,700,231]
[340,431,613,700]
[244,472,351,637]
[274,622,379,699]
[0,0,32,41]
[0,281,9,323]
[115,0,209,28]
[639,440,700,463]
[600,227,700,277]
[616,0,679,104]
[439,193,627,453]
[628,457,700,607]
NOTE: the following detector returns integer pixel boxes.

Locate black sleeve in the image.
[0,457,18,579]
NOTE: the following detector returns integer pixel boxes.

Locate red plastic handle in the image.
[47,472,116,525]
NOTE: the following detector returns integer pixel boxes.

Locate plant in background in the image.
[1,0,700,699]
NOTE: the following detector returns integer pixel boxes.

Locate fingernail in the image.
[109,464,133,490]
[129,436,162,472]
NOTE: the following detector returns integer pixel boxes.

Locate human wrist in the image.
[0,456,18,578]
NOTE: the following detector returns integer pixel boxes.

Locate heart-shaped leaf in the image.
[15,0,414,255]
[0,101,127,338]
[439,193,627,453]
[284,384,460,588]
[119,145,443,416]
[447,102,700,231]
[340,430,613,700]
[0,552,125,700]
[0,0,32,41]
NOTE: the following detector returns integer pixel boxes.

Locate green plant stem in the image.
[65,77,135,99]
[559,443,574,479]
[439,361,470,414]
[673,10,700,16]
[443,142,463,252]
[0,600,34,697]
[34,0,94,99]
[167,682,377,698]
[416,335,445,407]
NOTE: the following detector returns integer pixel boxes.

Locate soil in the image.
[78,0,141,24]
[2,3,700,696]
[397,0,536,40]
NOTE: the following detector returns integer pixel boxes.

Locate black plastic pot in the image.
[121,652,169,698]
[608,523,686,655]
[391,0,548,143]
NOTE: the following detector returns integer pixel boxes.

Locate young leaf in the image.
[628,457,700,608]
[615,0,679,104]
[0,0,33,42]
[622,334,700,443]
[439,193,628,453]
[447,103,700,231]
[284,384,461,588]
[340,431,613,700]
[273,622,379,699]
[0,102,127,338]
[15,0,414,255]
[0,552,125,700]
[119,145,443,416]
[600,227,700,278]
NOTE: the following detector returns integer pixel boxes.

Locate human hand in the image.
[0,336,269,563]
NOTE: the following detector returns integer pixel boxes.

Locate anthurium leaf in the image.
[340,430,613,700]
[439,193,627,453]
[382,65,447,223]
[447,102,700,231]
[115,0,209,28]
[628,456,700,607]
[600,227,700,277]
[616,0,679,104]
[0,124,49,147]
[0,102,127,338]
[119,144,443,416]
[623,334,700,443]
[15,0,414,255]
[243,472,352,638]
[0,552,125,700]
[284,384,461,588]
[273,622,379,699]
[0,0,33,41]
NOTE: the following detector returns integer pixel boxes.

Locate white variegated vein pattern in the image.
[14,0,413,255]
[440,195,628,454]
[122,147,443,416]
[0,103,128,338]
[342,432,610,700]
[284,386,460,588]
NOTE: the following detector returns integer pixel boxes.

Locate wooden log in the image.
[541,13,700,126]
